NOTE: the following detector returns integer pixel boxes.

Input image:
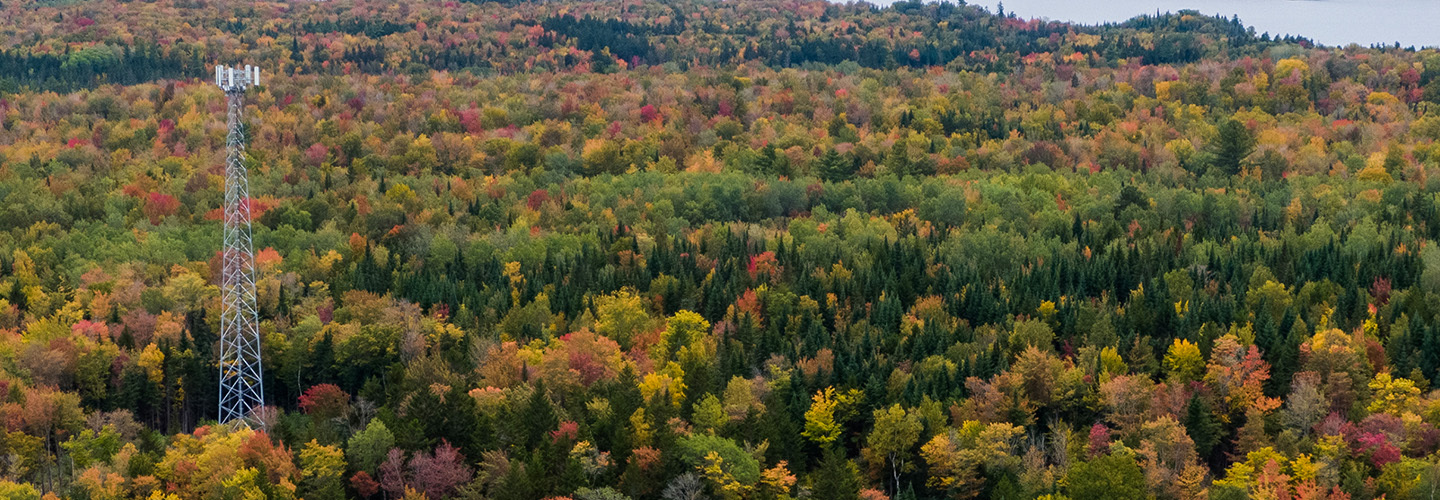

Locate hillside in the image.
[1,0,1440,499]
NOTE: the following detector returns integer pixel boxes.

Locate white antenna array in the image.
[215,64,260,91]
[213,64,264,427]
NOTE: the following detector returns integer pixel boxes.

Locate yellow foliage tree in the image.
[803,387,845,447]
[1274,58,1310,79]
[594,288,653,349]
[1367,372,1420,416]
[699,451,748,500]
[1163,339,1204,384]
[639,362,687,407]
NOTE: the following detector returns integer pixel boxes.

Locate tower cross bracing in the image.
[214,64,264,426]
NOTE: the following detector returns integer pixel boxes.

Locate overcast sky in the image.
[868,0,1438,48]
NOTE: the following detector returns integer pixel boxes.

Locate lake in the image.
[862,0,1439,48]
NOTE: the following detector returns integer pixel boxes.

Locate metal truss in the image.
[215,65,264,426]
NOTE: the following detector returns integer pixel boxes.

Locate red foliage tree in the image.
[1088,423,1112,458]
[527,189,550,211]
[551,420,580,442]
[305,143,330,167]
[350,471,380,498]
[409,440,473,499]
[298,383,350,421]
[144,192,180,225]
[379,448,407,497]
[237,430,298,483]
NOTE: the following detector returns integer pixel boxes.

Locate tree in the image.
[1088,423,1112,459]
[655,310,713,364]
[143,192,180,225]
[347,419,396,474]
[379,449,407,497]
[541,329,627,389]
[864,404,924,496]
[662,473,705,500]
[1098,374,1154,436]
[803,387,847,447]
[817,149,856,182]
[810,449,863,500]
[692,393,727,433]
[1282,371,1327,435]
[1232,407,1272,458]
[1205,334,1280,418]
[1367,372,1420,416]
[1183,396,1222,462]
[759,461,798,500]
[677,434,761,487]
[1210,118,1254,175]
[1010,346,1066,408]
[0,480,40,500]
[1253,149,1289,181]
[350,472,381,499]
[594,288,653,349]
[699,451,748,500]
[1009,319,1055,354]
[1064,453,1148,500]
[722,376,763,422]
[583,139,626,175]
[1135,417,1199,498]
[920,422,1023,499]
[408,441,472,500]
[300,440,347,500]
[919,187,968,229]
[60,426,122,470]
[299,383,351,422]
[1164,339,1205,384]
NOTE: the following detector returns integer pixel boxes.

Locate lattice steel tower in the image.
[214,64,264,425]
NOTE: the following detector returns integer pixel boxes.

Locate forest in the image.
[2,0,1440,499]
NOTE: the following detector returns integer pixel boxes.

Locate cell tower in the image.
[214,64,264,426]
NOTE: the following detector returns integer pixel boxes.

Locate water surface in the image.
[870,0,1439,48]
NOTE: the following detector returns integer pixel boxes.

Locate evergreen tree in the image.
[1183,396,1222,465]
[816,149,855,183]
[1210,118,1255,176]
[808,449,862,500]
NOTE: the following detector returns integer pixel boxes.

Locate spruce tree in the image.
[808,449,862,500]
[1184,396,1222,464]
[816,149,854,183]
[1211,118,1255,176]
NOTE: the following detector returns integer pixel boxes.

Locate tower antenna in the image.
[214,64,264,426]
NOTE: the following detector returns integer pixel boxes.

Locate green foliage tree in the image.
[347,419,396,474]
[809,449,863,500]
[1210,118,1255,176]
[863,404,923,495]
[1064,453,1148,500]
[4,1,1440,498]
[817,149,856,183]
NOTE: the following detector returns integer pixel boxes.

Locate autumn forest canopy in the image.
[5,0,1440,499]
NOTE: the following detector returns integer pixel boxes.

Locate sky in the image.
[869,0,1439,48]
